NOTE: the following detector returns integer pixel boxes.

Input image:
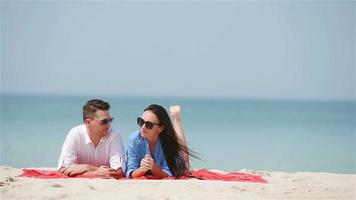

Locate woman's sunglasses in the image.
[137,117,161,130]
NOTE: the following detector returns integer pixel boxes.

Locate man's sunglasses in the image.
[96,117,114,126]
[137,117,161,130]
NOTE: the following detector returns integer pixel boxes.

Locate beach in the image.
[1,166,355,200]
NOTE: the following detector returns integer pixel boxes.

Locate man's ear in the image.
[84,118,91,125]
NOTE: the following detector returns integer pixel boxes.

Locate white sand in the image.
[1,166,355,200]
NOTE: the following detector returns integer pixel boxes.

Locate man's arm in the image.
[59,164,124,179]
[108,133,127,173]
[59,164,95,176]
[57,128,78,172]
[82,166,124,179]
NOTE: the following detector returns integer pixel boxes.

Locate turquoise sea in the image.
[1,94,355,174]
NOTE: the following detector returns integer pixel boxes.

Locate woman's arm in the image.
[129,166,147,178]
[170,105,190,169]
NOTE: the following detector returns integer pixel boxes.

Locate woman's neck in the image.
[146,135,158,146]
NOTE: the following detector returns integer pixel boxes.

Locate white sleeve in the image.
[57,128,78,171]
[109,133,126,172]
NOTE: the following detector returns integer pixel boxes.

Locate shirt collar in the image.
[138,132,145,140]
[84,126,92,144]
[84,126,108,144]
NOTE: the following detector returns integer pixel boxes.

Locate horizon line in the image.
[1,92,355,103]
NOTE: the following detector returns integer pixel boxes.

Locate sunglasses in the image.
[96,117,114,126]
[137,117,161,130]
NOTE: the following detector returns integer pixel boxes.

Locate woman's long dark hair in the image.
[144,104,198,177]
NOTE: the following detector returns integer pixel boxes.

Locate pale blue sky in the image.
[1,1,355,100]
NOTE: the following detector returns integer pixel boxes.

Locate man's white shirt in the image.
[57,124,126,172]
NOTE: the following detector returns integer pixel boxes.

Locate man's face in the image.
[87,110,112,137]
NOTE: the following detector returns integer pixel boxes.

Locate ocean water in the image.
[1,94,355,174]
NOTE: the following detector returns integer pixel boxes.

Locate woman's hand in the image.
[140,154,154,170]
[137,154,169,178]
[170,105,181,121]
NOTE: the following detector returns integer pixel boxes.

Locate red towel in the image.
[187,169,267,183]
[19,169,267,183]
[19,169,99,179]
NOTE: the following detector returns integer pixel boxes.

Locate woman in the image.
[126,104,196,178]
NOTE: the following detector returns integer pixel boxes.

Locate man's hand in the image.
[89,166,124,179]
[107,168,124,179]
[60,164,93,177]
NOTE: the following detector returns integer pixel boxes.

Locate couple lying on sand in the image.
[57,99,197,179]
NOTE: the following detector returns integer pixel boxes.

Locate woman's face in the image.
[139,110,163,140]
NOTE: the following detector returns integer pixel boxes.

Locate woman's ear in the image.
[158,126,165,134]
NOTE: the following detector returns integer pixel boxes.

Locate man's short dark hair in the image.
[83,99,110,122]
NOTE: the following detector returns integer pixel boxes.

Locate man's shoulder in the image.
[68,124,86,134]
[66,124,87,139]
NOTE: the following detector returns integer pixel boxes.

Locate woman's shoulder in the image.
[127,131,145,147]
[128,131,141,140]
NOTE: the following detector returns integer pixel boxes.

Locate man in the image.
[58,99,126,179]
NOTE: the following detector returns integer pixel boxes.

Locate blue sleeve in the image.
[125,135,140,177]
[161,158,173,177]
